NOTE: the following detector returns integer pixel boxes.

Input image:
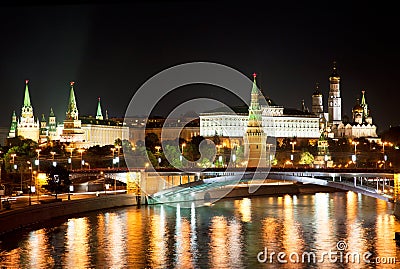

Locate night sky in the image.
[0,1,398,133]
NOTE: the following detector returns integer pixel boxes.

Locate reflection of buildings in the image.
[8,80,128,148]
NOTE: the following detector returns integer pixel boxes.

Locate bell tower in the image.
[327,61,342,125]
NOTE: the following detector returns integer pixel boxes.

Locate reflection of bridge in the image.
[69,168,399,205]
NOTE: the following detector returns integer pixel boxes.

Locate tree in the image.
[145,133,160,153]
[45,165,71,199]
[163,144,183,168]
[299,151,314,165]
[211,132,220,146]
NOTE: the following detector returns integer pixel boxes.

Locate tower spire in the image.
[66,81,79,120]
[8,110,17,138]
[21,79,34,118]
[96,97,103,120]
[248,73,262,124]
[23,79,31,107]
[360,90,369,118]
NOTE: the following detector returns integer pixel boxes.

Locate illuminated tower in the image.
[48,107,57,138]
[360,90,373,124]
[352,98,363,124]
[244,73,267,167]
[40,114,47,136]
[312,82,324,117]
[96,97,103,120]
[327,62,342,125]
[17,80,39,141]
[60,81,85,142]
[8,111,17,138]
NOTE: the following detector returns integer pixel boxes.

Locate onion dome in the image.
[313,82,322,96]
[352,98,363,113]
[329,61,340,82]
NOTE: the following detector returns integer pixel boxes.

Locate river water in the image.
[0,191,400,268]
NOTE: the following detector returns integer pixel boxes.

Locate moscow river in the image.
[0,191,400,268]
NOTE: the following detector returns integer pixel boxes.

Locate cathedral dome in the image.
[352,104,363,112]
[352,98,363,113]
[312,89,322,96]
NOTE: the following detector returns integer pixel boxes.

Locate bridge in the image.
[69,167,399,205]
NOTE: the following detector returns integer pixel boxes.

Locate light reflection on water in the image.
[1,192,400,268]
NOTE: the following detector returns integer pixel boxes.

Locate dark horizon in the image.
[0,1,399,133]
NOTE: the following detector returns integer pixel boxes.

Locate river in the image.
[0,191,399,268]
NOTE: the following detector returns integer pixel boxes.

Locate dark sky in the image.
[0,1,398,133]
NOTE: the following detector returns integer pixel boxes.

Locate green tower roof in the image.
[49,107,55,117]
[23,79,31,108]
[360,90,369,118]
[66,81,79,120]
[9,110,17,132]
[96,97,103,120]
[248,73,262,123]
[68,82,77,112]
[251,73,258,94]
[360,90,366,106]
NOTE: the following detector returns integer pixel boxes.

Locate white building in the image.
[200,79,320,140]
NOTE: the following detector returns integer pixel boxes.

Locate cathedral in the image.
[314,62,378,139]
[8,80,129,148]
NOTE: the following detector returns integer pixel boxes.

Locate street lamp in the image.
[382,141,392,169]
[35,149,41,172]
[352,141,359,167]
[27,161,32,205]
[68,147,74,171]
[181,143,186,154]
[85,162,90,170]
[115,145,121,168]
[181,143,186,166]
[50,151,56,167]
[266,143,273,166]
[78,149,85,170]
[111,148,116,168]
[11,153,16,171]
[33,170,38,202]
[290,141,296,152]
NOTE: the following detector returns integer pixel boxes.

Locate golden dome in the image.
[352,99,363,113]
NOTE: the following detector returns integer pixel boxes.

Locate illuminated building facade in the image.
[243,74,267,167]
[199,78,321,141]
[8,80,128,148]
[60,81,85,143]
[12,80,40,141]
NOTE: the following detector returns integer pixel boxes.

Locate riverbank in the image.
[0,183,343,235]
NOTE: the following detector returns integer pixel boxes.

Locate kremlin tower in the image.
[327,61,342,125]
[96,97,103,120]
[243,73,267,167]
[60,81,85,143]
[16,80,39,141]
